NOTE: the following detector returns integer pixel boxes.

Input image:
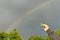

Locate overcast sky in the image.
[0,0,60,40]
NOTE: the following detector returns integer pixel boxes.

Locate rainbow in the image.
[6,0,55,32]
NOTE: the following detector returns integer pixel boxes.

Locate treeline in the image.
[0,29,60,40]
[28,29,60,40]
[0,29,21,40]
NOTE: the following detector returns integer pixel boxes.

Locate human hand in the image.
[41,23,49,31]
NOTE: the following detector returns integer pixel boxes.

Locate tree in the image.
[0,29,60,40]
[28,35,44,40]
[8,29,22,40]
[0,29,22,40]
[1,32,8,40]
[45,35,52,40]
[55,29,60,37]
[28,29,60,40]
[0,32,8,40]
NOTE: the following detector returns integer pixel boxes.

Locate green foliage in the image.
[0,29,60,40]
[28,35,35,40]
[8,29,21,40]
[55,29,60,37]
[45,35,52,40]
[0,29,22,40]
[0,32,8,40]
[28,29,60,40]
[28,35,44,40]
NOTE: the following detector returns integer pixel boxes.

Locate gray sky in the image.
[0,0,60,40]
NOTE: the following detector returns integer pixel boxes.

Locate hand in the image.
[41,23,49,32]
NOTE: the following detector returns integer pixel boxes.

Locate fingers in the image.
[43,24,49,31]
[41,23,49,31]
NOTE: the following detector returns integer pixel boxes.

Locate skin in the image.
[41,23,49,31]
[41,23,60,40]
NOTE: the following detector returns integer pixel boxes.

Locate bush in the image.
[0,29,60,40]
[0,29,22,40]
[28,29,60,40]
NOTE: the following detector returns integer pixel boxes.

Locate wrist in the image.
[46,29,53,35]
